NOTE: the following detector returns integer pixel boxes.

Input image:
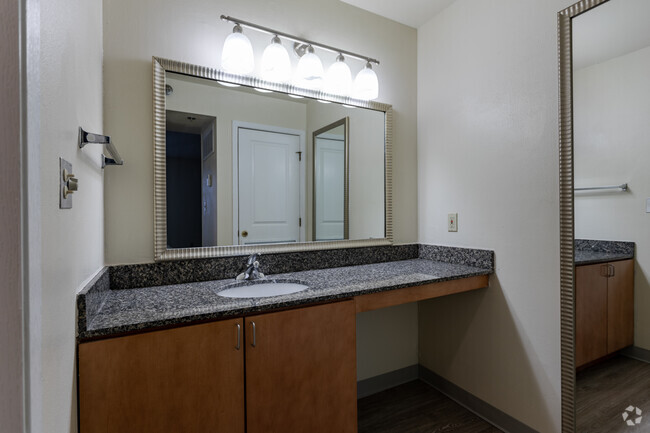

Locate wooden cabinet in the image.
[575,259,634,368]
[245,300,357,433]
[607,259,634,353]
[78,318,245,433]
[79,300,356,433]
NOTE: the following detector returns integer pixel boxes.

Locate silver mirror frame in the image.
[152,56,393,261]
[557,1,609,432]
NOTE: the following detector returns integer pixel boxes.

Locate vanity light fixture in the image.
[221,23,254,74]
[220,15,380,100]
[352,62,379,101]
[261,35,291,83]
[295,45,324,90]
[324,54,352,96]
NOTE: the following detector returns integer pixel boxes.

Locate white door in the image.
[314,137,345,240]
[237,128,301,245]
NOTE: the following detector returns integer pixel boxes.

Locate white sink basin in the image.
[217,282,309,298]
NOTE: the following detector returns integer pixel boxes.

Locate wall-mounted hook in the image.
[78,127,124,168]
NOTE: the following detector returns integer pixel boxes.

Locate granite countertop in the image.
[574,250,634,266]
[79,258,491,340]
[574,239,635,266]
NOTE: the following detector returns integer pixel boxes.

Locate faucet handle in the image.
[247,253,259,266]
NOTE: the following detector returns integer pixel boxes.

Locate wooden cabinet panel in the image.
[575,263,609,367]
[78,319,245,433]
[245,300,357,433]
[608,259,634,353]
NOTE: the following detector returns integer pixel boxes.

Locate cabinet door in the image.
[608,259,634,353]
[575,263,608,367]
[245,300,357,433]
[79,319,245,433]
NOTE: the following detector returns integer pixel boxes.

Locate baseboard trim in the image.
[621,346,650,364]
[357,364,419,399]
[418,366,538,433]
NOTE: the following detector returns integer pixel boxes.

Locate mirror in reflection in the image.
[164,72,385,248]
[313,118,348,241]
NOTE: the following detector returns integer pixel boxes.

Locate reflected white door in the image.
[314,137,345,240]
[237,128,301,245]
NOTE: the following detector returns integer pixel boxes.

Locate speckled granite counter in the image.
[575,239,634,266]
[78,245,494,340]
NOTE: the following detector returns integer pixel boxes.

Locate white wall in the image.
[39,0,105,431]
[1,1,25,431]
[103,0,418,386]
[417,1,568,431]
[574,45,650,351]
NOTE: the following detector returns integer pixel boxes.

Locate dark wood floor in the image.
[577,355,650,432]
[357,380,502,433]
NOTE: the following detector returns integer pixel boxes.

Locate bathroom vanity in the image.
[76,245,493,433]
[574,240,635,368]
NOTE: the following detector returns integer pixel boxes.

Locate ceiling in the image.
[339,0,458,28]
[573,0,650,70]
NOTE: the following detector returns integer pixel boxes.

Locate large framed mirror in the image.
[153,57,393,260]
[559,1,650,431]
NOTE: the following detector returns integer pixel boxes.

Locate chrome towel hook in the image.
[78,127,124,168]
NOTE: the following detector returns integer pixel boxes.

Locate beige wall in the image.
[417,1,568,431]
[104,0,418,384]
[1,1,24,431]
[574,45,650,351]
[39,0,105,432]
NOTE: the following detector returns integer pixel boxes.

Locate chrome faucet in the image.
[236,253,265,280]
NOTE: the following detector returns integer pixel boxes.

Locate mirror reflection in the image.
[313,118,348,241]
[164,72,385,248]
[573,0,650,430]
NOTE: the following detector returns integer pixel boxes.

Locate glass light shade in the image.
[221,25,254,75]
[295,46,323,90]
[352,62,379,100]
[324,55,352,96]
[260,37,291,83]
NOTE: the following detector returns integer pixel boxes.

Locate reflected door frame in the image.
[232,121,306,245]
[312,117,349,242]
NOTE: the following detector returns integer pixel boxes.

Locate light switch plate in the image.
[448,213,458,232]
[646,198,650,213]
[60,158,72,209]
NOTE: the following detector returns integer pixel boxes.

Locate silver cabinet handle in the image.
[609,264,615,277]
[251,321,256,347]
[236,323,241,350]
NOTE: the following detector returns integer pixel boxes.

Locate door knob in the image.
[241,230,248,238]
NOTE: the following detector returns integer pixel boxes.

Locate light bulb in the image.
[352,62,379,100]
[295,45,323,90]
[324,54,352,96]
[261,36,291,83]
[221,24,254,75]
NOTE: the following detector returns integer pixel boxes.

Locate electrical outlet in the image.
[448,213,458,232]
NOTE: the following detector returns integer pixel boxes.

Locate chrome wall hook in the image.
[78,127,124,168]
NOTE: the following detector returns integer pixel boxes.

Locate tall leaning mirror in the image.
[559,1,650,431]
[153,57,393,261]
